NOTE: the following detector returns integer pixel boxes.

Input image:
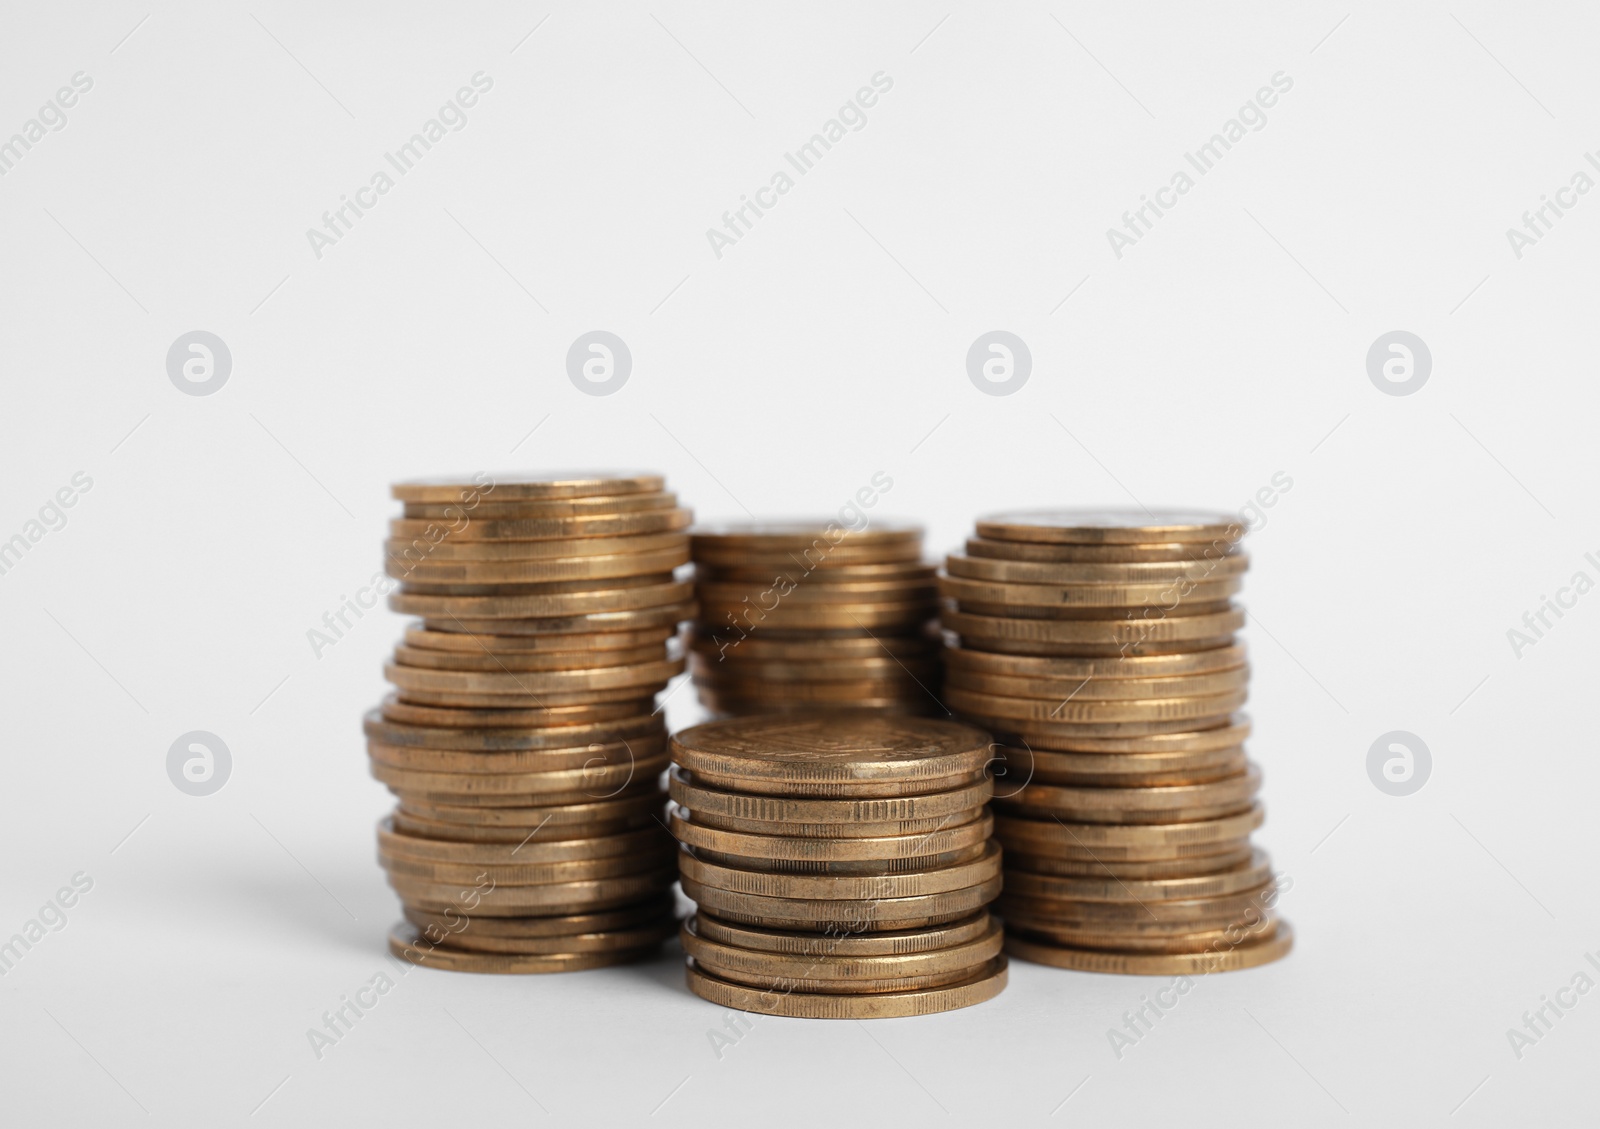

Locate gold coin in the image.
[392,472,664,503]
[378,818,670,865]
[693,958,988,994]
[946,553,1248,585]
[698,601,933,631]
[691,844,986,877]
[403,625,675,654]
[689,629,936,661]
[667,766,991,823]
[680,875,1002,931]
[940,574,1241,609]
[692,674,933,702]
[388,923,662,972]
[420,917,679,955]
[1001,912,1278,953]
[691,521,923,550]
[403,895,674,938]
[402,492,679,519]
[390,509,692,542]
[681,914,1002,980]
[390,579,691,619]
[368,736,660,773]
[943,643,1246,680]
[695,689,937,718]
[379,694,654,729]
[698,562,936,584]
[392,811,656,843]
[678,841,1001,901]
[390,547,690,585]
[945,686,1246,723]
[392,643,668,673]
[684,955,1007,1017]
[966,537,1242,563]
[669,805,993,863]
[393,685,668,710]
[692,910,995,956]
[1002,845,1255,878]
[979,715,1236,740]
[371,754,668,798]
[997,880,1276,923]
[943,667,1247,701]
[690,654,937,682]
[396,789,664,831]
[991,804,1265,857]
[389,869,677,915]
[1021,751,1249,788]
[388,531,689,563]
[695,545,925,570]
[941,605,1244,644]
[384,657,683,695]
[996,765,1261,815]
[381,848,675,886]
[952,599,1236,623]
[1005,850,1272,902]
[670,714,991,792]
[686,807,985,840]
[696,579,937,606]
[998,716,1251,755]
[952,635,1240,659]
[423,602,694,636]
[1003,921,1292,974]
[974,510,1243,546]
[364,706,662,749]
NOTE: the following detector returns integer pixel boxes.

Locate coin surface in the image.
[669,805,992,862]
[974,510,1244,545]
[389,531,689,563]
[1002,921,1292,974]
[403,895,674,938]
[685,956,1008,1017]
[679,875,1003,931]
[945,554,1248,585]
[691,910,996,956]
[679,841,1001,900]
[403,492,678,519]
[966,537,1241,563]
[388,924,663,972]
[392,472,665,502]
[681,914,1003,979]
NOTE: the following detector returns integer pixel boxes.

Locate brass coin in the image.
[423,603,693,635]
[392,811,657,843]
[1005,850,1272,902]
[698,562,937,584]
[396,789,664,830]
[388,531,689,563]
[1003,921,1292,974]
[390,547,690,585]
[403,895,674,938]
[368,736,661,773]
[694,958,988,995]
[378,818,670,864]
[684,956,1007,1017]
[696,689,937,718]
[423,917,679,955]
[943,667,1247,701]
[363,707,662,750]
[379,694,655,729]
[966,537,1242,563]
[668,766,991,823]
[392,472,664,503]
[373,754,668,799]
[941,605,1245,644]
[940,574,1241,609]
[696,579,938,605]
[389,509,692,542]
[692,910,995,956]
[670,714,991,792]
[384,657,683,695]
[952,599,1237,623]
[997,881,1276,924]
[393,685,668,710]
[1022,750,1249,788]
[994,764,1261,816]
[945,686,1247,722]
[997,716,1251,755]
[691,521,923,550]
[974,510,1243,546]
[1002,845,1255,878]
[392,642,668,672]
[978,715,1237,740]
[946,553,1248,585]
[1007,916,1279,954]
[942,643,1246,680]
[689,630,937,661]
[389,869,677,915]
[381,848,675,886]
[678,841,1001,901]
[391,579,691,619]
[692,843,987,877]
[388,924,662,972]
[990,804,1265,857]
[397,571,674,596]
[403,625,675,654]
[690,654,938,682]
[699,601,933,631]
[952,635,1241,659]
[692,674,933,702]
[687,807,986,840]
[681,913,1002,979]
[694,544,925,570]
[669,805,992,863]
[680,874,1003,931]
[402,492,678,519]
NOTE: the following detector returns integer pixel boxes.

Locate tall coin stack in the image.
[687,522,940,716]
[938,510,1292,974]
[366,471,693,973]
[667,715,1008,1017]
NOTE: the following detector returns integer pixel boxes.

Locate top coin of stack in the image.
[668,714,1008,1018]
[939,509,1291,975]
[370,471,693,973]
[687,521,940,716]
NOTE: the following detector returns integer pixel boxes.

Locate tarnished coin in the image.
[694,959,987,994]
[397,789,664,830]
[373,753,667,798]
[1001,844,1255,878]
[683,914,1002,979]
[689,630,937,662]
[1020,749,1249,787]
[379,694,656,729]
[698,601,933,631]
[997,880,1276,924]
[692,910,995,956]
[1002,921,1291,974]
[944,686,1247,723]
[380,847,675,886]
[388,924,663,972]
[698,562,936,585]
[691,675,933,703]
[668,767,992,823]
[939,575,1242,609]
[420,917,679,955]
[974,510,1243,546]
[993,765,1261,818]
[691,521,923,550]
[695,689,939,718]
[365,706,661,749]
[685,955,1007,1017]
[679,874,1002,931]
[393,685,669,710]
[686,807,986,840]
[392,471,664,502]
[690,654,937,682]
[945,554,1248,585]
[995,716,1251,755]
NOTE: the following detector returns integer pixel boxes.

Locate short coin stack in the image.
[368,471,693,972]
[668,715,1008,1017]
[687,522,940,716]
[939,509,1291,974]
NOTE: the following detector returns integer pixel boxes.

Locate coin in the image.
[392,472,665,502]
[679,841,1001,900]
[1005,915,1279,954]
[683,913,1001,977]
[940,574,1243,610]
[390,509,693,542]
[974,510,1244,546]
[403,492,679,519]
[390,548,691,585]
[941,605,1245,645]
[942,667,1248,701]
[390,579,691,619]
[697,600,933,631]
[693,689,938,718]
[679,874,1004,931]
[1000,844,1255,878]
[684,955,1007,1017]
[669,806,993,863]
[428,917,679,955]
[1004,850,1272,902]
[424,603,694,636]
[945,554,1248,585]
[381,848,675,886]
[397,790,664,830]
[388,924,663,972]
[367,737,660,773]
[378,818,671,864]
[966,537,1241,563]
[403,896,674,938]
[383,657,683,695]
[995,716,1252,755]
[942,643,1246,679]
[698,562,937,584]
[686,807,986,839]
[388,531,689,563]
[689,630,936,661]
[990,804,1265,856]
[372,754,668,798]
[691,675,933,703]
[692,910,995,956]
[667,767,993,823]
[365,705,661,748]
[994,765,1261,816]
[944,686,1247,723]
[1002,922,1292,974]
[689,654,937,682]
[393,643,669,673]
[691,521,924,551]
[393,685,668,710]
[389,868,678,915]
[404,625,675,654]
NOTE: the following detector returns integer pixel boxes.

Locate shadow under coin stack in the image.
[667,715,1008,1017]
[938,509,1292,975]
[687,522,940,716]
[366,471,694,972]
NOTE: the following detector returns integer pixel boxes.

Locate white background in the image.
[1,1,1595,1125]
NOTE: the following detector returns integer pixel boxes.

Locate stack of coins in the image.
[939,510,1292,974]
[687,522,940,716]
[667,715,1008,1017]
[367,471,694,973]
